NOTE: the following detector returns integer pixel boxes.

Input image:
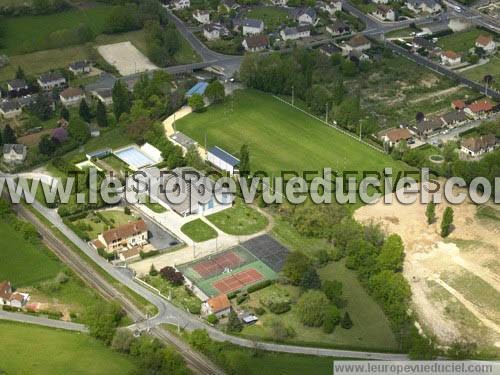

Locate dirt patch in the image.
[354,186,500,349]
[409,86,463,104]
[97,42,157,76]
[18,129,51,147]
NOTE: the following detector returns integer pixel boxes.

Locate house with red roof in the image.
[201,294,232,318]
[0,281,30,308]
[475,35,496,54]
[440,50,461,66]
[464,100,494,118]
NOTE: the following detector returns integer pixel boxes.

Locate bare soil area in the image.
[97,41,157,76]
[355,186,500,350]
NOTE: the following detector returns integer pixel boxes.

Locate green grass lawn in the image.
[181,218,218,242]
[0,322,137,374]
[462,55,500,91]
[244,7,289,31]
[437,29,490,53]
[70,209,138,239]
[206,200,268,235]
[0,219,61,286]
[0,6,116,54]
[97,154,131,174]
[176,90,407,178]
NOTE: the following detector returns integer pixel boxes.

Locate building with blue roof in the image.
[207,146,240,175]
[186,81,209,98]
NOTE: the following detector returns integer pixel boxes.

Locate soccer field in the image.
[176,90,407,178]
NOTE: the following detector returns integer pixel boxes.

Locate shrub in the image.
[236,294,248,305]
[254,307,266,316]
[246,279,273,293]
[341,312,353,329]
[206,314,218,325]
[267,301,291,314]
[124,206,131,215]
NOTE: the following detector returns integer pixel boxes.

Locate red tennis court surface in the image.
[192,251,243,278]
[213,269,264,293]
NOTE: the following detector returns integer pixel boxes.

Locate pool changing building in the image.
[207,146,239,176]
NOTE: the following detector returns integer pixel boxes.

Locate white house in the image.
[461,134,497,157]
[201,294,232,318]
[318,1,342,15]
[295,7,317,25]
[193,9,210,24]
[242,18,264,35]
[69,61,91,75]
[3,144,27,164]
[406,0,441,14]
[7,79,29,94]
[172,0,190,9]
[92,88,113,105]
[0,281,30,308]
[440,50,461,65]
[242,35,269,52]
[342,34,371,54]
[0,100,22,119]
[203,23,229,41]
[60,87,85,107]
[271,0,288,5]
[280,25,310,41]
[207,146,240,175]
[372,0,389,4]
[475,35,496,54]
[37,72,66,90]
[372,5,396,21]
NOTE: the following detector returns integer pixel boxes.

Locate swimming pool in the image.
[114,146,156,169]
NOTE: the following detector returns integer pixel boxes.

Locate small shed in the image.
[206,146,239,175]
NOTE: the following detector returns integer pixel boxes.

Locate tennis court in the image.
[114,146,156,170]
[213,269,264,294]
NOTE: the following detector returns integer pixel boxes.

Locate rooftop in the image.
[208,146,240,166]
[101,219,147,244]
[206,294,231,312]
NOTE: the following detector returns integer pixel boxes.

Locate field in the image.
[0,322,137,374]
[244,7,289,31]
[181,219,218,242]
[177,90,406,178]
[177,246,278,297]
[206,200,268,235]
[0,6,116,54]
[462,55,500,91]
[0,219,61,286]
[437,29,491,53]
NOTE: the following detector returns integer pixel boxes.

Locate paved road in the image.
[0,310,88,332]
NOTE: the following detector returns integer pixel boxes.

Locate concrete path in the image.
[0,310,88,333]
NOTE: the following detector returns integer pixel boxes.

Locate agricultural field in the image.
[462,55,500,91]
[176,90,408,178]
[436,28,491,53]
[0,322,137,374]
[181,218,218,242]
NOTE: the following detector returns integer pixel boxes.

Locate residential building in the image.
[242,18,264,35]
[413,117,443,137]
[271,0,288,5]
[379,128,412,147]
[94,219,148,253]
[440,50,461,65]
[172,0,190,9]
[69,61,91,75]
[464,100,494,118]
[295,7,317,25]
[342,34,371,54]
[220,0,239,11]
[203,23,229,41]
[242,34,269,52]
[372,0,389,4]
[440,110,467,127]
[0,100,22,119]
[372,5,396,21]
[3,144,27,164]
[475,35,496,54]
[0,281,30,308]
[319,43,341,57]
[193,9,210,24]
[280,25,310,41]
[207,146,240,175]
[406,0,441,13]
[60,87,85,107]
[318,1,342,15]
[461,134,497,157]
[7,79,29,95]
[452,99,466,110]
[37,72,66,90]
[118,247,141,262]
[169,131,198,155]
[92,88,113,105]
[201,294,232,318]
[326,20,350,36]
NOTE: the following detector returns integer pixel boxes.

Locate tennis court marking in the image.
[213,268,264,293]
[192,251,244,278]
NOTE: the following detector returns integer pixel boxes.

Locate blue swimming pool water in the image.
[114,147,155,169]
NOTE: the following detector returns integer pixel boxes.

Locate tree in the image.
[68,118,90,144]
[440,206,454,237]
[79,99,92,123]
[415,112,425,123]
[269,319,295,342]
[332,78,345,105]
[340,312,353,329]
[185,146,205,170]
[149,264,158,276]
[322,305,341,333]
[239,144,250,176]
[295,290,329,327]
[205,80,225,103]
[300,267,321,289]
[96,100,108,127]
[38,134,56,155]
[60,106,70,121]
[282,251,311,285]
[15,66,26,80]
[483,74,493,96]
[3,124,16,144]
[377,234,405,272]
[322,280,344,307]
[111,328,135,353]
[112,80,131,121]
[227,311,243,332]
[426,201,436,224]
[84,301,124,345]
[188,93,204,112]
[159,266,184,286]
[30,94,53,120]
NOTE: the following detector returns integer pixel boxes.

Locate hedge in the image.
[246,279,273,294]
[140,250,159,259]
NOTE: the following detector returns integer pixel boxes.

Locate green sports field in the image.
[176,90,407,178]
[0,322,137,374]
